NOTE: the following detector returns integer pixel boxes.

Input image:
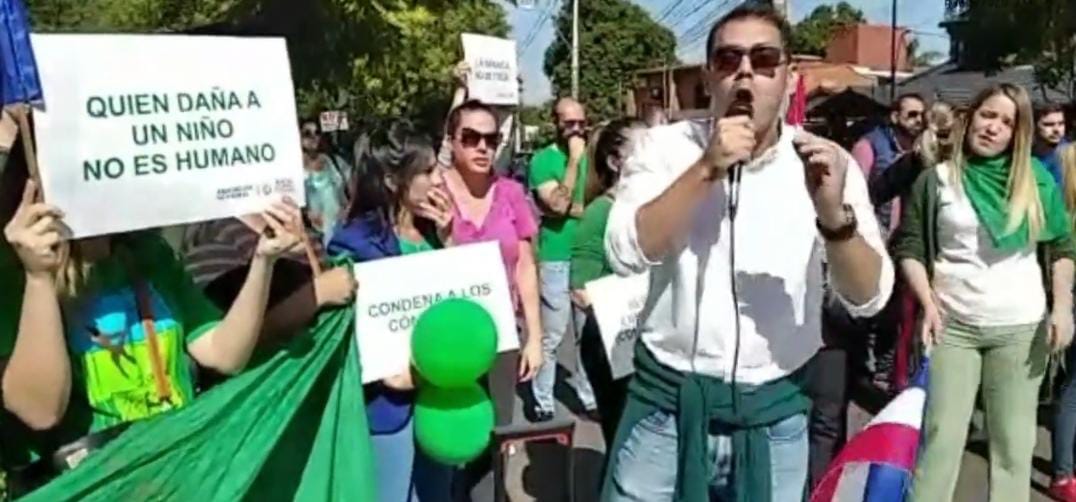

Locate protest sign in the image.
[30,34,304,238]
[461,34,519,106]
[319,110,349,132]
[586,273,650,379]
[353,242,519,384]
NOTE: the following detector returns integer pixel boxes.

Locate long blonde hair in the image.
[916,101,956,167]
[949,83,1043,240]
[1059,143,1076,215]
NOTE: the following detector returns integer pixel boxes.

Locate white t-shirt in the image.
[933,163,1046,326]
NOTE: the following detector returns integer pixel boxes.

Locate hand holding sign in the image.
[4,180,66,278]
[254,198,303,260]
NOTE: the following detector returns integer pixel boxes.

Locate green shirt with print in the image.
[0,233,222,465]
[527,144,588,262]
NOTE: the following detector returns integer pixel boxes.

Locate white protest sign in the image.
[319,110,349,133]
[461,34,519,106]
[354,242,520,384]
[586,273,650,379]
[31,34,304,238]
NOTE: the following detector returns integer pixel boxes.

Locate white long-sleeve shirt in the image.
[605,121,895,384]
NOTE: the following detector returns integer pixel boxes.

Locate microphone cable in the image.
[727,162,744,412]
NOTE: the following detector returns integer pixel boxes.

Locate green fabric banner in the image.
[22,306,376,502]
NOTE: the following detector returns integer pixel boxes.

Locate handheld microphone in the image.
[725,89,753,216]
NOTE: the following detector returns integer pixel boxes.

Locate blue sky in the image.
[504,0,951,104]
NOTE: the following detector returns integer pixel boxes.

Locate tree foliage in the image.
[789,1,865,57]
[906,38,945,68]
[28,0,510,130]
[945,0,1076,100]
[543,0,676,122]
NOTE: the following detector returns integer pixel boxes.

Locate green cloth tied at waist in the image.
[602,343,811,502]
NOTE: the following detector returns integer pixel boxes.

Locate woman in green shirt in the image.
[0,144,307,489]
[570,117,644,443]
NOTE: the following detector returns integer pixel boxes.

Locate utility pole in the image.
[889,0,898,103]
[571,0,580,99]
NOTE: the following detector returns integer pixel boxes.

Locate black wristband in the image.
[816,204,857,242]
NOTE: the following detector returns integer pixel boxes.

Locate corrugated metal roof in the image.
[896,62,1069,106]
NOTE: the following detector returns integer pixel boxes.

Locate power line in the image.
[656,0,686,24]
[666,0,709,30]
[519,0,558,53]
[676,1,731,49]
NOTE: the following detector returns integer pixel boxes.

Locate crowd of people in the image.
[4,2,1076,501]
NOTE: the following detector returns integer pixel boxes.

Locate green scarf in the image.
[600,344,811,502]
[962,155,1071,251]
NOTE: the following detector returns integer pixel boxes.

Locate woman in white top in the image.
[893,83,1076,502]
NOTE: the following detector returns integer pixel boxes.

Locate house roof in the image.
[896,62,1069,106]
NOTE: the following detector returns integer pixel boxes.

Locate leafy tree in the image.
[945,0,1076,100]
[906,38,945,68]
[28,0,510,130]
[543,0,676,122]
[789,2,865,57]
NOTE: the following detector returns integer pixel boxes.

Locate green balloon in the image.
[411,298,497,388]
[414,385,494,465]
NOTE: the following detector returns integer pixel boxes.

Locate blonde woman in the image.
[1052,143,1076,501]
[893,84,1076,502]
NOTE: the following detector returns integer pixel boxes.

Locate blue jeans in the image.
[1055,346,1076,476]
[370,418,454,502]
[609,410,809,501]
[533,261,596,412]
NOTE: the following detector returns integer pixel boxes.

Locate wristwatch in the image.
[816,204,857,242]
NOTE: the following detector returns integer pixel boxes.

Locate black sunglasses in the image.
[561,119,586,130]
[458,127,501,149]
[301,127,319,138]
[709,45,786,74]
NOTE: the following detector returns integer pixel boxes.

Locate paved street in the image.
[494,337,1059,502]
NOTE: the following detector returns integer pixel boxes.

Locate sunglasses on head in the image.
[458,128,501,149]
[709,45,786,74]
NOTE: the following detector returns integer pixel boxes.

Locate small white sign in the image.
[586,273,650,379]
[31,34,305,238]
[319,110,349,133]
[354,242,520,384]
[461,34,520,106]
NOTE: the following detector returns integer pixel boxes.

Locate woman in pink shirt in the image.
[442,100,543,422]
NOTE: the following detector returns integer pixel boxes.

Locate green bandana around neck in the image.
[961,155,1071,251]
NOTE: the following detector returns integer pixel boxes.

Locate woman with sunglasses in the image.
[893,84,1075,502]
[327,121,454,502]
[569,117,645,445]
[440,100,542,498]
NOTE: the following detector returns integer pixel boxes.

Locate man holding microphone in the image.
[601,3,894,501]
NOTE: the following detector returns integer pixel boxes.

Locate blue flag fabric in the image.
[0,0,41,105]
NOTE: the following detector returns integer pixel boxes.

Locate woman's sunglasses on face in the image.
[709,45,786,74]
[458,128,502,149]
